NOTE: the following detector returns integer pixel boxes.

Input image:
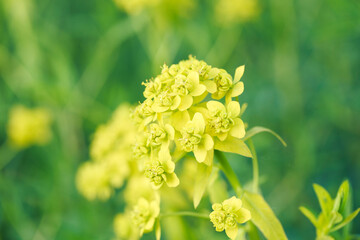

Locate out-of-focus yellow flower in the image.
[114,212,139,240]
[76,161,112,200]
[7,105,52,149]
[210,196,251,239]
[113,0,159,14]
[124,174,159,206]
[215,0,259,25]
[131,197,160,236]
[90,104,135,160]
[76,104,135,200]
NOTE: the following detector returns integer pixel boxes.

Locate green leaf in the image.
[242,126,287,147]
[193,163,213,208]
[242,191,288,240]
[207,168,228,204]
[299,206,318,227]
[313,184,333,218]
[214,137,252,158]
[337,180,350,215]
[330,208,360,233]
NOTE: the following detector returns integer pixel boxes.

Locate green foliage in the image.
[300,180,360,239]
[242,191,288,240]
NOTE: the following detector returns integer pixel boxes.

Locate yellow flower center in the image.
[147,124,167,146]
[144,160,165,186]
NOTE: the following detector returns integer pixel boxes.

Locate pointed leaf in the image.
[242,191,288,240]
[337,180,350,214]
[193,163,213,208]
[242,126,287,147]
[330,208,360,232]
[214,137,252,158]
[313,184,333,218]
[207,168,228,203]
[299,206,318,227]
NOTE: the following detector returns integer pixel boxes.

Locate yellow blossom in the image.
[114,212,139,240]
[131,198,160,236]
[179,112,214,163]
[206,101,245,141]
[7,105,52,149]
[144,149,179,189]
[215,0,259,25]
[210,196,251,239]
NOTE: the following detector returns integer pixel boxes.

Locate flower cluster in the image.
[210,196,251,239]
[76,105,136,200]
[132,56,247,189]
[77,57,251,240]
[7,105,52,149]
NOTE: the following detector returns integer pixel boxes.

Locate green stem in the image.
[247,139,259,193]
[215,150,243,196]
[160,211,210,220]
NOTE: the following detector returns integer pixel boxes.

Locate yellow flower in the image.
[171,71,206,111]
[210,196,251,239]
[215,0,260,25]
[76,161,112,200]
[208,68,233,100]
[179,113,214,163]
[144,149,179,189]
[7,105,52,149]
[146,123,175,151]
[75,152,130,200]
[114,212,139,240]
[131,198,160,236]
[206,101,245,141]
[91,104,135,160]
[225,65,245,103]
[124,175,159,206]
[132,98,157,127]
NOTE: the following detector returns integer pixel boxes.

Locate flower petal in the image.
[194,145,207,163]
[165,172,180,187]
[227,101,240,118]
[163,159,175,173]
[229,118,245,139]
[234,65,245,83]
[191,84,207,96]
[231,82,244,97]
[203,80,217,93]
[170,95,181,110]
[235,208,251,223]
[178,95,193,111]
[203,149,214,166]
[203,134,214,150]
[192,112,205,133]
[225,225,239,240]
[207,101,225,113]
[170,110,190,131]
[165,124,175,140]
[187,71,200,85]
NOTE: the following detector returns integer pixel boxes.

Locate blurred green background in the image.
[0,0,359,239]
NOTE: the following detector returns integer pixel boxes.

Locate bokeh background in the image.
[0,0,359,239]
